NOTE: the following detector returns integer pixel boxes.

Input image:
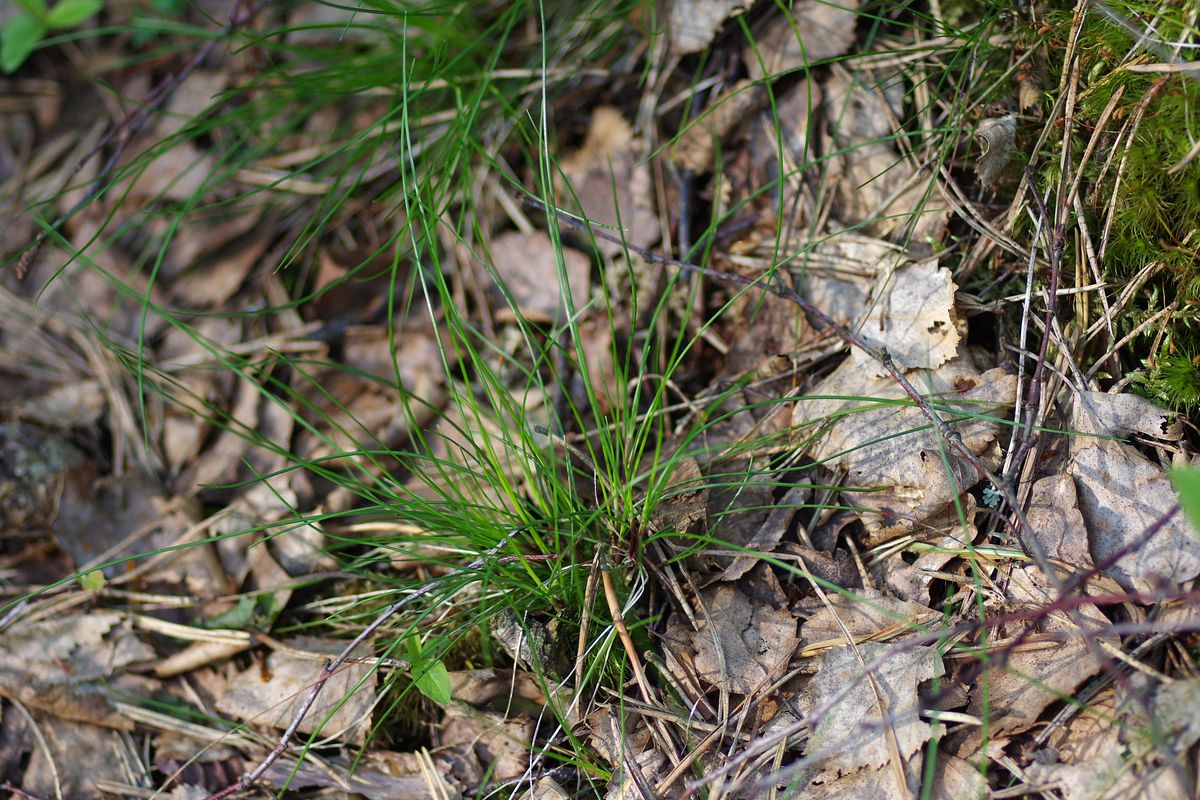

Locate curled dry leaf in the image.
[974,115,1017,190]
[793,356,1016,543]
[849,257,961,376]
[558,107,659,256]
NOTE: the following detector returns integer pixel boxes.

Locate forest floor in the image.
[3,1,1200,798]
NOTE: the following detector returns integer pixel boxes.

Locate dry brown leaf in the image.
[53,470,222,594]
[559,107,658,256]
[216,637,376,745]
[799,589,935,650]
[723,288,815,377]
[405,391,542,508]
[823,70,946,242]
[584,706,653,766]
[793,752,984,800]
[1071,439,1200,591]
[800,641,942,774]
[720,484,809,581]
[0,611,152,683]
[743,0,861,80]
[966,563,1110,741]
[1024,678,1200,800]
[168,211,264,278]
[883,496,978,602]
[20,715,131,800]
[119,138,216,201]
[440,703,534,783]
[173,231,270,307]
[606,748,665,800]
[677,564,799,694]
[674,78,767,173]
[518,776,571,800]
[699,467,776,575]
[1076,390,1181,440]
[849,257,960,376]
[447,669,554,710]
[668,0,749,56]
[13,379,106,429]
[0,611,155,731]
[298,323,445,466]
[792,234,901,325]
[1027,472,1093,568]
[746,78,823,223]
[793,356,1016,542]
[487,230,591,321]
[261,751,458,800]
[160,70,228,137]
[649,455,708,535]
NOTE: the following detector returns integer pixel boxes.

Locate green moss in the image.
[1137,354,1200,412]
[1028,2,1200,409]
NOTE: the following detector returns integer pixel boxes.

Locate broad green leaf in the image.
[413,658,452,705]
[2,15,45,73]
[1170,465,1200,536]
[13,0,48,18]
[79,570,105,591]
[46,0,102,29]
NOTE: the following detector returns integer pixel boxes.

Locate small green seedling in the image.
[79,569,105,591]
[1170,465,1200,537]
[2,0,102,73]
[406,634,452,706]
